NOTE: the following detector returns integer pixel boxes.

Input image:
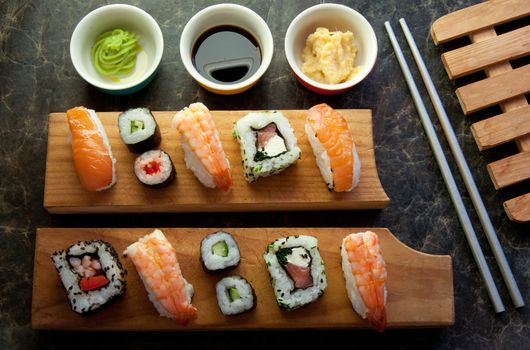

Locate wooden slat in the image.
[32,227,454,330]
[456,64,530,114]
[471,105,530,150]
[442,25,530,79]
[433,4,530,222]
[469,28,530,153]
[470,27,530,221]
[431,0,530,44]
[44,110,389,213]
[504,193,530,223]
[487,151,530,189]
[508,109,530,152]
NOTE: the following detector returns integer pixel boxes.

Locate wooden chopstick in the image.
[398,18,524,309]
[384,21,505,313]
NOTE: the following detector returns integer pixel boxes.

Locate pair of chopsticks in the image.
[384,19,524,313]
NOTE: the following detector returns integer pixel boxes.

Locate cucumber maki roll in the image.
[51,240,126,314]
[133,149,176,188]
[263,235,327,311]
[232,111,301,182]
[118,108,161,153]
[216,275,256,315]
[200,231,240,273]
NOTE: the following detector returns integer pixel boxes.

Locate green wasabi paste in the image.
[91,29,140,77]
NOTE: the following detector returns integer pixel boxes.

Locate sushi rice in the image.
[341,231,387,331]
[233,111,301,182]
[305,123,360,191]
[263,235,327,310]
[124,229,197,325]
[86,108,117,191]
[215,275,256,315]
[200,231,240,272]
[133,149,176,188]
[51,240,126,314]
[172,103,233,191]
[118,108,161,154]
[305,103,361,192]
[66,107,117,191]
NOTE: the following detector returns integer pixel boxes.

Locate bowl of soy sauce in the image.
[180,4,273,95]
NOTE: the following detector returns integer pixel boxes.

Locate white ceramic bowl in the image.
[285,3,377,94]
[180,4,273,95]
[70,4,164,95]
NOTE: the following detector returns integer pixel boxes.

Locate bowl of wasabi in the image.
[70,4,163,95]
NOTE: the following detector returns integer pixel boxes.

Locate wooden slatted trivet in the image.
[431,0,530,222]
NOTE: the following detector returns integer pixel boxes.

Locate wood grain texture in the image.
[487,150,530,189]
[471,105,530,150]
[466,28,530,152]
[469,27,530,222]
[456,64,530,115]
[504,193,530,223]
[431,3,530,222]
[31,227,454,330]
[441,25,530,79]
[430,0,530,44]
[44,110,389,213]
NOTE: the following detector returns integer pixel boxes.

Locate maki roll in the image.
[341,231,387,332]
[233,111,301,183]
[200,231,240,273]
[51,240,126,314]
[263,235,327,311]
[305,103,360,192]
[133,149,176,188]
[118,108,161,153]
[215,275,256,315]
[124,229,197,325]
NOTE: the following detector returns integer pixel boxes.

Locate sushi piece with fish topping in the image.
[133,149,176,188]
[66,106,116,191]
[200,231,240,273]
[263,235,327,310]
[233,111,301,182]
[305,103,360,192]
[118,108,161,153]
[51,240,126,314]
[172,103,232,192]
[124,229,197,325]
[215,275,256,316]
[341,231,387,332]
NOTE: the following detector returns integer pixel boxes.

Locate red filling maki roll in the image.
[133,150,176,188]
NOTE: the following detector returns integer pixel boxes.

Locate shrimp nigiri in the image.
[305,103,360,192]
[172,103,232,191]
[66,106,116,191]
[124,229,197,325]
[341,231,387,332]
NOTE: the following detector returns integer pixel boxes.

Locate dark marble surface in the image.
[0,0,528,349]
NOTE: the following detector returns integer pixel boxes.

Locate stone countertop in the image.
[0,0,528,349]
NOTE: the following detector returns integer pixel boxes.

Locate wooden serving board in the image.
[431,0,530,222]
[32,227,454,330]
[43,110,389,214]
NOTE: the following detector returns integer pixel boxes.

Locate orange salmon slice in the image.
[66,107,115,191]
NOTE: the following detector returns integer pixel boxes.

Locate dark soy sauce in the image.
[192,25,261,85]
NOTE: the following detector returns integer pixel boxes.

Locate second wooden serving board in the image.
[44,109,389,213]
[32,227,454,330]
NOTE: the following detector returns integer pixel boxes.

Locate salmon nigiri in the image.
[172,103,232,192]
[305,103,360,192]
[124,229,197,325]
[341,231,387,332]
[66,106,116,191]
